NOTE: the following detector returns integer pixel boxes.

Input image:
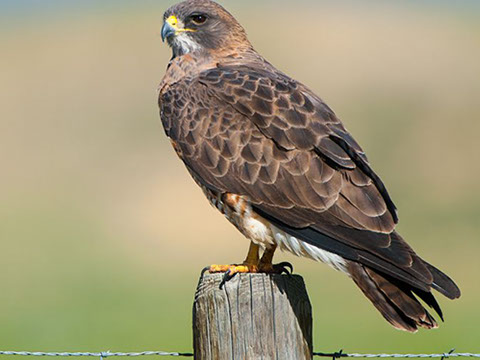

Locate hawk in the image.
[158,0,460,332]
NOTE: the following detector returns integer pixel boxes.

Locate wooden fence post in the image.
[193,272,313,360]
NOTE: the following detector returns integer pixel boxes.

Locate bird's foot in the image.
[208,264,259,274]
[202,261,293,289]
[203,264,259,289]
[258,261,294,275]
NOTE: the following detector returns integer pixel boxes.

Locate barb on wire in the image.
[442,349,457,360]
[1,350,480,359]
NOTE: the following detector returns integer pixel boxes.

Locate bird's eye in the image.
[191,14,207,25]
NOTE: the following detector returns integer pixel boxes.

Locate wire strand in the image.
[1,351,480,359]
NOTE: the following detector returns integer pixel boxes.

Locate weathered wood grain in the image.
[193,273,313,360]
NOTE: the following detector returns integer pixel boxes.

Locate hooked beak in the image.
[161,15,196,42]
[161,21,176,42]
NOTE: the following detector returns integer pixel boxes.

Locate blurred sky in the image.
[1,0,479,356]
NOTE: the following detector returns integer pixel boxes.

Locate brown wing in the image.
[198,65,399,229]
[159,65,460,300]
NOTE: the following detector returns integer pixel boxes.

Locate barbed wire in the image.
[1,350,480,359]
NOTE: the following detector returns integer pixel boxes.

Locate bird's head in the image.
[161,0,251,57]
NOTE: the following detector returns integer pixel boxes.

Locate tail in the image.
[347,262,459,332]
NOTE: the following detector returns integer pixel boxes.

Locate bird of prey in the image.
[158,0,460,332]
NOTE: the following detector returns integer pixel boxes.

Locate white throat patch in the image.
[172,33,200,54]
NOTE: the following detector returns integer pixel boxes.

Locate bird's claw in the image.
[220,270,238,289]
[273,261,294,275]
[201,266,211,277]
[258,261,294,275]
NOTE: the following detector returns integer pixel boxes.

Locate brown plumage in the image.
[158,0,460,332]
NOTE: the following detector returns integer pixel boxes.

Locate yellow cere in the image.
[166,15,179,28]
[166,15,197,34]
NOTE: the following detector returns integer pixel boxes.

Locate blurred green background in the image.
[1,0,479,356]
